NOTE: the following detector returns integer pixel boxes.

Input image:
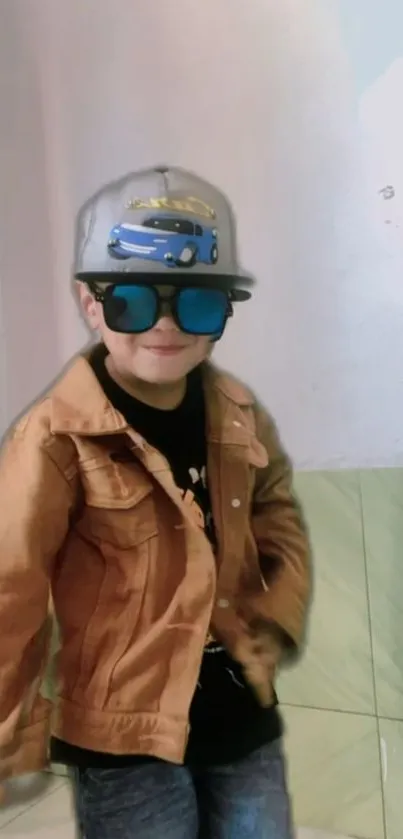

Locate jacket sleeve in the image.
[0,416,75,778]
[248,403,312,651]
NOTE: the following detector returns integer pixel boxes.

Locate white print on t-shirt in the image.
[225,668,245,689]
[205,644,224,653]
[199,642,246,692]
[179,466,209,530]
[196,665,245,692]
[188,466,207,488]
[179,466,244,692]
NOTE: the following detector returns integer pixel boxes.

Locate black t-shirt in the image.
[51,350,282,768]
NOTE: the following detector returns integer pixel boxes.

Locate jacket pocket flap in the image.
[247,438,269,469]
[80,455,153,511]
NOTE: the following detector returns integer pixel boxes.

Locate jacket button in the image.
[217,598,230,609]
[231,498,241,508]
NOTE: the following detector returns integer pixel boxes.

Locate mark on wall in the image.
[378,185,399,227]
[379,185,395,200]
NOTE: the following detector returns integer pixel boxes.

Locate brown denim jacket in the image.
[0,352,310,778]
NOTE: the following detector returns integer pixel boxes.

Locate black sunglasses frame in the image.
[90,283,235,336]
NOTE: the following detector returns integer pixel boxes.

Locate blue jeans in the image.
[71,740,294,839]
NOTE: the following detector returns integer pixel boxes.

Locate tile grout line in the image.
[280,701,403,724]
[358,472,387,839]
[0,777,66,829]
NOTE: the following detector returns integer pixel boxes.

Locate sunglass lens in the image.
[176,288,228,335]
[104,285,158,333]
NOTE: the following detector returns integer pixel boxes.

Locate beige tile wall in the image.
[280,472,375,715]
[283,706,384,839]
[277,468,403,839]
[360,471,403,721]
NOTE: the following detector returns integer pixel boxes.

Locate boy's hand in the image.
[249,630,283,667]
[238,622,284,707]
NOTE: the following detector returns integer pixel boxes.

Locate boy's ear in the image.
[75,281,100,329]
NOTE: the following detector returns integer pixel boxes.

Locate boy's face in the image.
[78,283,214,384]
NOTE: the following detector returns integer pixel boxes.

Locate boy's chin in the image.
[132,352,201,385]
[131,362,191,386]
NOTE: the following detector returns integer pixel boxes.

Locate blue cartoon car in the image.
[108,216,218,268]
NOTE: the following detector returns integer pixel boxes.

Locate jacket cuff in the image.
[242,588,306,650]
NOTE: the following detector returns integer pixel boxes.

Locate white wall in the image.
[1,0,403,468]
[0,0,61,423]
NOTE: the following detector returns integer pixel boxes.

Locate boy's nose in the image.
[154,311,181,331]
[153,295,179,330]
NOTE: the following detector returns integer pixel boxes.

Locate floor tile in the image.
[0,774,64,829]
[283,705,384,839]
[379,717,403,839]
[278,471,375,714]
[360,469,403,719]
[298,832,354,839]
[1,781,75,837]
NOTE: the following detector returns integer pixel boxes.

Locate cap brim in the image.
[75,271,254,300]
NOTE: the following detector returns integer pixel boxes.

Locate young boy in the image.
[0,166,310,838]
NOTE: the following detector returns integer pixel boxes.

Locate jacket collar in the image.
[50,350,127,436]
[49,345,255,441]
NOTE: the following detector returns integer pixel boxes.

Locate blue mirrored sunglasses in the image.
[92,284,235,336]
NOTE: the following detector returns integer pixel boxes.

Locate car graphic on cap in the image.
[107,215,218,268]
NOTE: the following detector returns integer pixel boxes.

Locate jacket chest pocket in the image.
[79,455,159,550]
